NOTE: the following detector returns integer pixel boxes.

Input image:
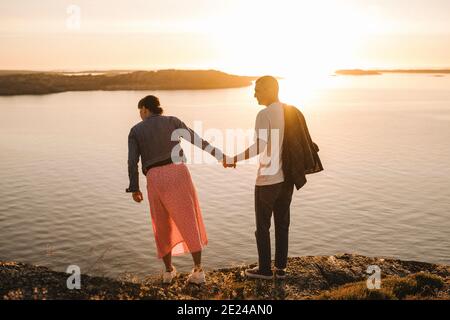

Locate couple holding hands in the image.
[126,76,323,284]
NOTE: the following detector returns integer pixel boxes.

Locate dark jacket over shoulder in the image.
[282,105,323,190]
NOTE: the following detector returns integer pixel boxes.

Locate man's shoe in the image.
[162,266,177,284]
[274,268,287,280]
[245,266,273,280]
[187,268,206,285]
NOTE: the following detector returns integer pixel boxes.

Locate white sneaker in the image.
[187,268,206,285]
[162,266,177,284]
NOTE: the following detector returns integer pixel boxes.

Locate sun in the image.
[201,1,380,79]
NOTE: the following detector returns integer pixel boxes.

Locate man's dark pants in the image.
[254,180,294,272]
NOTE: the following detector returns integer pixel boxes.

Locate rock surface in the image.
[1,254,449,300]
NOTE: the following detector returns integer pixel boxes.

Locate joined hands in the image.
[222,154,237,169]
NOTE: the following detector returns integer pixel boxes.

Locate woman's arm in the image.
[174,118,224,161]
[126,128,141,193]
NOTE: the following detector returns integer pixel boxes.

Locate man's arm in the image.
[232,138,267,164]
[126,128,141,193]
[231,111,269,165]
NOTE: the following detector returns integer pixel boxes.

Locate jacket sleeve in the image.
[126,128,141,193]
[173,117,224,161]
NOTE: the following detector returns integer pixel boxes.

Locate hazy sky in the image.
[0,0,449,75]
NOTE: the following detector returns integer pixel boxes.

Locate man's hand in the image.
[222,154,236,168]
[132,191,144,203]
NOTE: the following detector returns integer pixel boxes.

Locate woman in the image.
[126,95,227,284]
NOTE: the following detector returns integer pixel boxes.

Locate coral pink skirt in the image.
[146,163,208,258]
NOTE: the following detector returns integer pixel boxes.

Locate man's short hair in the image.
[256,76,279,94]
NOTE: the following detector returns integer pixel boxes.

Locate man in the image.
[228,76,323,280]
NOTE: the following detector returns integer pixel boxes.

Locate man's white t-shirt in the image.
[254,101,285,186]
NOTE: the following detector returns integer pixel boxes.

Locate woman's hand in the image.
[132,191,144,203]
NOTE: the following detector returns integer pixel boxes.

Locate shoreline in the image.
[1,254,449,300]
[335,69,450,76]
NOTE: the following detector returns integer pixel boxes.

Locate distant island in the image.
[0,70,256,96]
[335,69,450,76]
